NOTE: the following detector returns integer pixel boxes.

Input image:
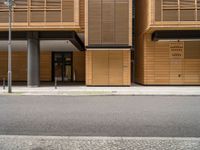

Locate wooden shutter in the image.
[155,0,162,21]
[163,0,178,21]
[180,0,195,21]
[115,0,129,44]
[46,10,61,22]
[30,0,45,22]
[88,0,130,45]
[46,0,61,22]
[0,11,9,23]
[62,0,74,22]
[102,0,115,44]
[88,0,102,44]
[13,0,28,23]
[0,1,8,23]
[197,0,200,20]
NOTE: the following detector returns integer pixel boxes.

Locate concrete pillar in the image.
[27,32,40,87]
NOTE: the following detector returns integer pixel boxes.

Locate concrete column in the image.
[27,32,40,87]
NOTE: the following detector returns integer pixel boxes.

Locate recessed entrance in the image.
[52,52,73,82]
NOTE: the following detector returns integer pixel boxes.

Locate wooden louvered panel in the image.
[13,11,28,22]
[13,0,28,23]
[46,0,61,9]
[180,0,195,9]
[14,0,28,8]
[180,9,195,21]
[62,0,74,22]
[46,10,61,22]
[0,11,9,23]
[163,0,178,9]
[31,0,45,7]
[163,0,178,21]
[88,0,102,44]
[156,0,197,21]
[155,0,162,21]
[87,0,130,45]
[80,0,85,30]
[0,1,7,9]
[102,0,115,44]
[0,1,4,7]
[115,0,129,44]
[31,10,45,22]
[163,9,178,21]
[30,0,44,10]
[198,9,200,20]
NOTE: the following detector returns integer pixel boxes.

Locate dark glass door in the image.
[53,52,72,82]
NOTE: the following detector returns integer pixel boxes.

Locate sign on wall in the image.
[169,42,184,59]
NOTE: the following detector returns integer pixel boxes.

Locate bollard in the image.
[55,77,57,89]
[3,78,5,90]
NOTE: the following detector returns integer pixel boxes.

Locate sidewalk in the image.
[0,85,200,96]
[0,135,200,150]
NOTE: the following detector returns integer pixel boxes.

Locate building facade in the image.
[135,0,200,85]
[0,0,200,87]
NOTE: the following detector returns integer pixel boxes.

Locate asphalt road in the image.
[0,96,200,137]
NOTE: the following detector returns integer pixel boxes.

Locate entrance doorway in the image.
[52,52,73,82]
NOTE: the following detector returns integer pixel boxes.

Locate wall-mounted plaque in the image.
[169,42,184,59]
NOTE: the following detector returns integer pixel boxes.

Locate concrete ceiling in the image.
[0,33,85,52]
[0,40,79,51]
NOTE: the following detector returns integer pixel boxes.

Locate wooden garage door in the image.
[109,51,123,85]
[87,50,131,86]
[92,51,109,85]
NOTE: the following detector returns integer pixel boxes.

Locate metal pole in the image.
[55,77,57,89]
[3,78,6,90]
[7,0,12,93]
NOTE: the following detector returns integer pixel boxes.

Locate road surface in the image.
[0,95,200,137]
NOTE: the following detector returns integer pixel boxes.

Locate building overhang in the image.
[0,31,85,51]
[152,30,200,41]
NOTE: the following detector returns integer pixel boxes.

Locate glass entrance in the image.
[53,52,72,82]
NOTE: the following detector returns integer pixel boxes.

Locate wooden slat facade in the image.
[73,51,85,82]
[135,0,200,85]
[0,51,52,81]
[142,35,200,85]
